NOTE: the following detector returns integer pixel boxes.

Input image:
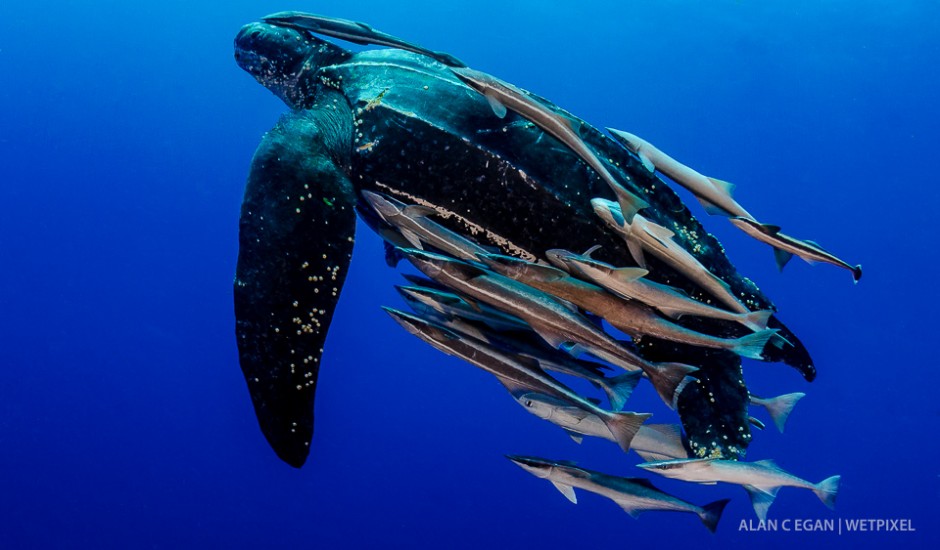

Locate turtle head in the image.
[235,22,350,109]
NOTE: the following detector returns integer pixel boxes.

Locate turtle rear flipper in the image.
[235,105,354,467]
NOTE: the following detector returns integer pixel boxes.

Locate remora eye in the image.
[525,400,532,407]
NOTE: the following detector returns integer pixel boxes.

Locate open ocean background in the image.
[1,1,938,548]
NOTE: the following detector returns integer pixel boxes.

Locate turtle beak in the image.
[235,23,303,79]
[234,23,318,108]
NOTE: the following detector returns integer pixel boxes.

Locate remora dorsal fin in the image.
[234,108,358,468]
[642,222,675,245]
[524,263,570,282]
[610,267,649,283]
[753,459,782,471]
[623,477,659,490]
[707,176,736,197]
[583,244,603,258]
[762,223,782,235]
[402,204,437,218]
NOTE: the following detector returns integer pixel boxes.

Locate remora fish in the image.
[480,253,778,360]
[515,392,690,461]
[508,456,730,533]
[450,67,648,211]
[729,217,863,283]
[637,457,840,521]
[514,392,636,446]
[547,248,772,332]
[592,196,749,313]
[262,11,466,67]
[749,392,805,433]
[362,191,490,261]
[428,315,639,411]
[607,128,755,220]
[395,285,529,332]
[384,308,650,452]
[400,248,697,408]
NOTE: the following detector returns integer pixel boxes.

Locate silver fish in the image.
[262,11,465,67]
[508,456,729,533]
[749,392,805,433]
[547,248,772,332]
[607,128,755,220]
[637,457,840,521]
[450,67,648,212]
[480,253,777,360]
[362,191,490,262]
[730,217,862,283]
[400,248,697,408]
[384,308,649,452]
[515,393,689,462]
[395,285,529,332]
[431,316,638,411]
[592,196,749,313]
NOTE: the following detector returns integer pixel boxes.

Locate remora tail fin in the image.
[602,370,643,411]
[646,363,697,409]
[730,329,778,360]
[754,392,805,433]
[604,412,652,453]
[814,475,840,509]
[739,309,773,332]
[699,499,731,533]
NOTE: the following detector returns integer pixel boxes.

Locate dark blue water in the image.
[2,1,937,548]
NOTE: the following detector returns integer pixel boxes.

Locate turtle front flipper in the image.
[235,105,354,467]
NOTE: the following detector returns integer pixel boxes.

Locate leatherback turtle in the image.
[233,15,814,468]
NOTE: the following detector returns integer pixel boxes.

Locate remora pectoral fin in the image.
[234,110,356,468]
[697,197,729,216]
[485,91,508,118]
[399,228,424,249]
